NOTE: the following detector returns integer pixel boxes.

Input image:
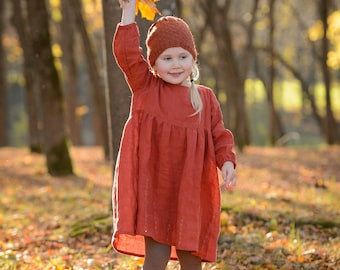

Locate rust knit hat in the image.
[146,16,197,67]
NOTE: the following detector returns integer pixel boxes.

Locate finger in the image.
[219,181,228,190]
[223,172,227,183]
[222,167,227,182]
[230,173,237,186]
[220,180,231,190]
[225,174,236,189]
[221,183,230,191]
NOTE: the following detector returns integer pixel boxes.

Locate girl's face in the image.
[153,47,194,86]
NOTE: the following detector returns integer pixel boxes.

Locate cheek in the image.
[156,64,170,74]
[184,62,194,71]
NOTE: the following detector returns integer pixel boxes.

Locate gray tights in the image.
[143,237,202,270]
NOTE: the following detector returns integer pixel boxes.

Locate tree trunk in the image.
[0,0,7,147]
[268,0,276,145]
[254,55,285,144]
[272,51,324,133]
[241,0,259,78]
[320,0,338,144]
[70,0,109,157]
[26,0,73,176]
[60,0,82,146]
[199,0,250,150]
[176,0,183,17]
[11,0,42,153]
[101,0,131,164]
[157,0,178,16]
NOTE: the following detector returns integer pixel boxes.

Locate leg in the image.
[177,250,202,270]
[143,237,171,270]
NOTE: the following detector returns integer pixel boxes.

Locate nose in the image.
[172,58,181,68]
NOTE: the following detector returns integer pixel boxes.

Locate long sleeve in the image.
[210,93,236,169]
[113,23,154,93]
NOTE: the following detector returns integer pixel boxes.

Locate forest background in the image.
[0,0,340,269]
[0,0,340,160]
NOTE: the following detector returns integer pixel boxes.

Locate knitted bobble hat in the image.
[146,16,197,67]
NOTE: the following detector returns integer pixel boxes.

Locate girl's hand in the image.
[118,0,130,8]
[220,161,237,190]
[118,0,136,25]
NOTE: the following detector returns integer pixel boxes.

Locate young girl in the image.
[112,0,237,269]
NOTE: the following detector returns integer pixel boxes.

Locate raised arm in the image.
[114,0,154,92]
[119,0,136,25]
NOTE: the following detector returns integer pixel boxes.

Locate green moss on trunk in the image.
[30,144,42,154]
[46,137,73,176]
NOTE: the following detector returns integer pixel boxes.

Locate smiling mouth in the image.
[169,72,183,77]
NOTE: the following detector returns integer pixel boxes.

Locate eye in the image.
[163,56,171,61]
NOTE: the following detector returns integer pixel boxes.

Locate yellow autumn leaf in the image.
[136,0,160,21]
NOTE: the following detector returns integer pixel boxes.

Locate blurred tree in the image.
[272,0,340,144]
[267,0,285,145]
[136,17,152,56]
[60,0,82,146]
[157,0,178,16]
[267,0,276,145]
[254,1,326,144]
[279,1,324,133]
[319,0,339,144]
[1,0,339,148]
[26,0,73,176]
[102,0,130,163]
[198,0,253,150]
[11,0,42,153]
[70,0,110,157]
[0,0,6,146]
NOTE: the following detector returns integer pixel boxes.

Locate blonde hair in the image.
[189,63,203,117]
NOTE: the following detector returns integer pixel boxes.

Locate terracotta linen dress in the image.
[112,22,236,262]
